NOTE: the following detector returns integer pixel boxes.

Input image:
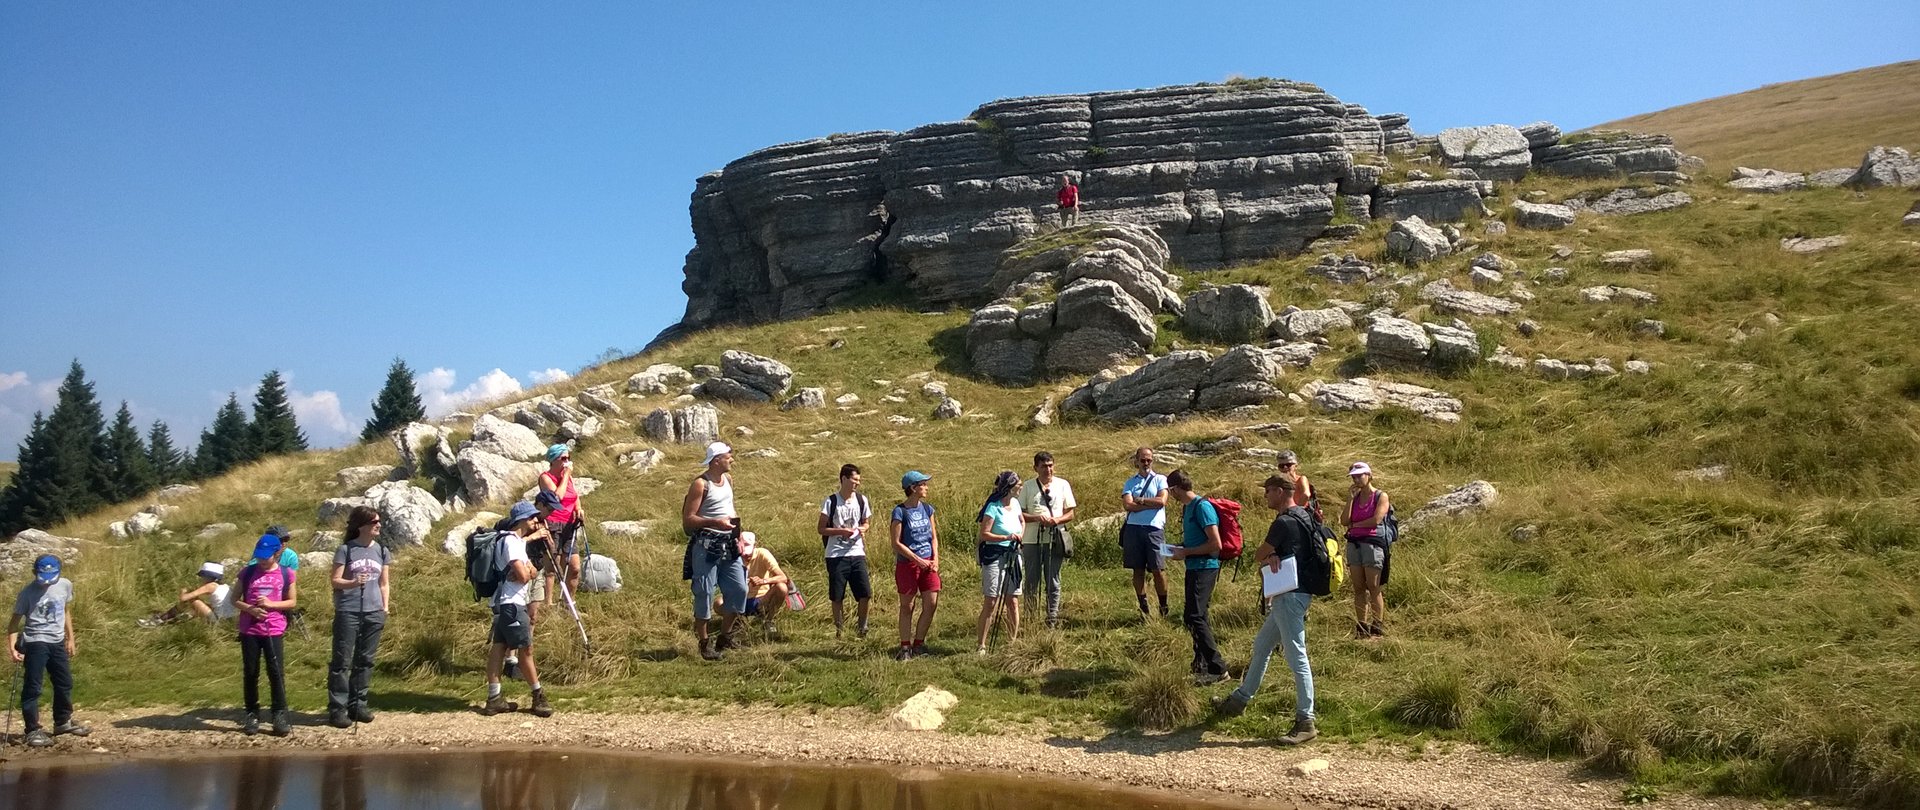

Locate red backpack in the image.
[1206,497,1244,562]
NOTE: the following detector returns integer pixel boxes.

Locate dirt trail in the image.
[3,704,1792,810]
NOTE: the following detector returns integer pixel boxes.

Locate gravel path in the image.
[5,704,1791,810]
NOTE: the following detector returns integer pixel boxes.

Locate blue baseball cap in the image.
[901,470,932,491]
[507,500,540,526]
[32,554,61,584]
[534,490,562,511]
[546,443,571,462]
[252,533,283,560]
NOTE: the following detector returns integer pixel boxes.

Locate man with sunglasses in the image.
[1119,447,1171,619]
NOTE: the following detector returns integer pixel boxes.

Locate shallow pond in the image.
[0,748,1289,809]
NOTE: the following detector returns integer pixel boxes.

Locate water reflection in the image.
[0,749,1258,810]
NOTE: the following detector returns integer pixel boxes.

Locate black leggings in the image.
[241,634,287,713]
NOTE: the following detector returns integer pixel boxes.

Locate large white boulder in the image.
[887,686,960,731]
[455,448,543,507]
[362,480,447,548]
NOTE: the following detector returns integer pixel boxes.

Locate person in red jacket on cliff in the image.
[1057,174,1081,227]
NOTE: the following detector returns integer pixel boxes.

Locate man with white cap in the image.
[8,554,89,747]
[683,441,748,660]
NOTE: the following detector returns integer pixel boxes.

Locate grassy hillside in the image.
[21,173,1920,806]
[1595,60,1920,172]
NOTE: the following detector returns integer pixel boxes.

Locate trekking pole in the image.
[555,574,590,656]
[4,659,17,746]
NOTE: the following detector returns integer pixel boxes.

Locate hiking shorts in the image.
[895,560,941,595]
[1121,525,1166,571]
[743,597,762,616]
[1346,539,1385,569]
[825,556,871,602]
[527,573,549,605]
[980,549,1023,598]
[543,520,579,558]
[490,604,532,649]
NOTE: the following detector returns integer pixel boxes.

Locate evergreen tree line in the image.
[0,358,427,536]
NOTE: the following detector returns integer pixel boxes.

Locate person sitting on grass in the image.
[138,562,236,627]
[8,554,89,748]
[738,532,791,639]
[890,471,941,661]
[973,469,1025,656]
[483,501,554,718]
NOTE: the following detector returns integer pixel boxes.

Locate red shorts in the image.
[894,560,942,595]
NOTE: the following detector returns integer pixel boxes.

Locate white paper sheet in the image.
[1158,542,1178,557]
[1262,557,1299,597]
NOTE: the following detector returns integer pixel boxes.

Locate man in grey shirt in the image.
[8,554,90,747]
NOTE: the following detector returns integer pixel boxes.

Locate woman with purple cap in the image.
[8,554,89,747]
[1343,462,1391,638]
[235,533,298,736]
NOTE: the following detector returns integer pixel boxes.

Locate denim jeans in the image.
[19,641,73,732]
[689,534,747,620]
[1020,543,1063,619]
[1231,591,1315,720]
[328,610,386,713]
[1183,568,1227,676]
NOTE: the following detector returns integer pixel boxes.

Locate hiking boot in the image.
[137,612,165,628]
[698,637,723,661]
[1214,692,1249,718]
[529,690,554,718]
[1352,622,1371,640]
[242,712,260,736]
[328,710,352,729]
[715,632,736,652]
[1194,671,1228,687]
[24,729,52,748]
[1277,716,1319,746]
[1368,622,1386,638]
[52,720,89,737]
[834,624,844,641]
[481,695,515,716]
[270,711,291,737]
[349,705,374,724]
[1158,603,1170,618]
[975,646,989,656]
[892,646,913,661]
[910,643,930,658]
[856,620,869,639]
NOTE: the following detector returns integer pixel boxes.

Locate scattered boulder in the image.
[1625,360,1653,375]
[1435,124,1532,181]
[643,403,721,446]
[1674,464,1731,483]
[1517,319,1539,337]
[599,520,655,539]
[740,448,780,460]
[456,448,543,507]
[154,484,202,502]
[1385,216,1452,265]
[577,388,623,416]
[1306,253,1378,284]
[1511,200,1576,230]
[1468,267,1503,289]
[1600,249,1655,269]
[300,551,334,571]
[932,397,964,420]
[1372,181,1488,224]
[317,497,370,524]
[1408,480,1499,524]
[1578,285,1658,305]
[1780,235,1849,254]
[619,448,665,473]
[1847,145,1920,189]
[834,392,861,406]
[780,387,827,411]
[363,480,447,548]
[1729,167,1805,193]
[1028,395,1058,429]
[461,415,547,461]
[1289,759,1333,778]
[1808,168,1856,188]
[1423,322,1482,368]
[309,531,344,553]
[1533,131,1683,177]
[392,423,452,477]
[887,686,960,732]
[1299,378,1463,423]
[1273,307,1353,341]
[1181,283,1277,344]
[1633,319,1668,338]
[920,380,948,400]
[195,523,237,540]
[1064,347,1295,424]
[1566,187,1693,216]
[1366,316,1432,365]
[335,465,396,491]
[1418,279,1521,316]
[627,364,693,395]
[2,530,85,579]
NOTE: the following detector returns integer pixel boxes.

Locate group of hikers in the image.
[9,437,1397,748]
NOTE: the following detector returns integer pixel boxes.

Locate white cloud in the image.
[288,388,353,445]
[0,372,60,460]
[417,367,525,418]
[0,371,27,394]
[529,368,571,386]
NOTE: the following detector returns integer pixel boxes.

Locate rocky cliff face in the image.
[660,80,1414,344]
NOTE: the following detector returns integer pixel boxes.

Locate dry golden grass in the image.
[1595,60,1920,172]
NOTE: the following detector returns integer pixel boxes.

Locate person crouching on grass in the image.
[738,532,791,639]
[483,501,553,718]
[890,471,941,660]
[973,470,1025,656]
[235,534,298,736]
[8,554,89,748]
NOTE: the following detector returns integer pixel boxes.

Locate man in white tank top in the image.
[683,442,749,660]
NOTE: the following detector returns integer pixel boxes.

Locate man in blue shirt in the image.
[1119,447,1171,619]
[1166,470,1228,684]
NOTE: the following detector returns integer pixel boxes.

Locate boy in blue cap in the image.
[8,554,89,747]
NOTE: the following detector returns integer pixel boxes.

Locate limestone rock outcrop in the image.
[1531,131,1683,177]
[1435,125,1532,181]
[1061,344,1318,423]
[697,351,794,403]
[1183,284,1275,343]
[1848,146,1920,189]
[644,403,721,446]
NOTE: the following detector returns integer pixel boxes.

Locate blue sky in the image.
[1,1,1914,457]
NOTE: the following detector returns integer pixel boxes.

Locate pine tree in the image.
[247,370,306,456]
[147,420,186,485]
[102,402,157,502]
[360,357,427,442]
[196,395,253,478]
[0,414,56,534]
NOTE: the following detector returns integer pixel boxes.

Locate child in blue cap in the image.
[235,533,298,736]
[8,554,90,747]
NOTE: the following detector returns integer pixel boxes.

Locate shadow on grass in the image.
[1039,664,1128,699]
[1043,725,1274,756]
[929,324,971,378]
[376,691,472,713]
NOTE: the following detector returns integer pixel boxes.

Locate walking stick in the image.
[5,658,17,746]
[554,562,591,656]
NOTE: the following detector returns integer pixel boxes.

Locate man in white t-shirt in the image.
[817,464,873,639]
[484,501,553,718]
[1019,451,1077,628]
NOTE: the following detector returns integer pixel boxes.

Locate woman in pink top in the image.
[235,533,298,736]
[1343,462,1390,639]
[538,444,584,600]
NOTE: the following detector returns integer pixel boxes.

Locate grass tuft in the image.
[1122,666,1200,730]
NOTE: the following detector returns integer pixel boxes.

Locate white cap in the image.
[1347,461,1373,476]
[739,531,758,556]
[702,441,733,466]
[198,561,225,579]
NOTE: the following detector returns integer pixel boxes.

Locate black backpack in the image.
[822,492,870,547]
[1283,507,1337,597]
[465,528,508,601]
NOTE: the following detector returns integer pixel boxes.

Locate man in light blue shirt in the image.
[1119,447,1170,619]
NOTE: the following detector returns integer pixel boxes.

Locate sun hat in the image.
[901,470,932,491]
[198,561,225,579]
[1347,461,1373,476]
[702,441,732,466]
[1276,450,1299,466]
[507,500,540,526]
[252,534,283,560]
[546,443,571,462]
[739,530,758,557]
[33,554,61,584]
